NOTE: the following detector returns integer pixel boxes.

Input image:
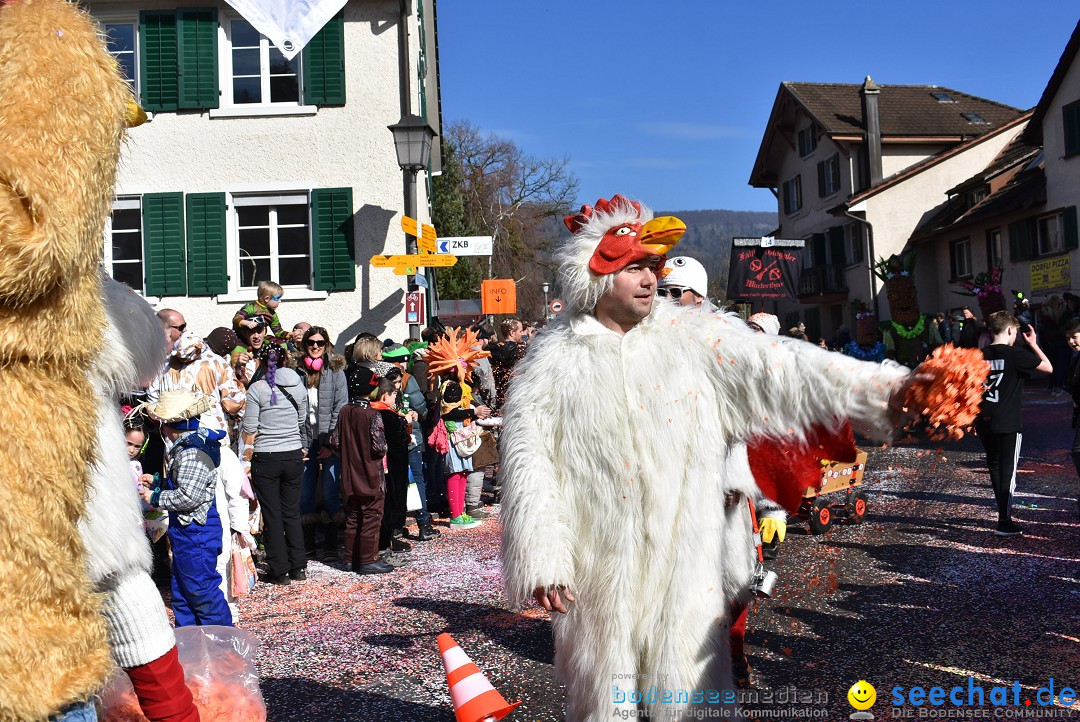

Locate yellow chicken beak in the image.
[639,215,686,256]
[125,98,147,128]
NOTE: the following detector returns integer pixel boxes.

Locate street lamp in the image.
[541,282,550,321]
[388,114,437,338]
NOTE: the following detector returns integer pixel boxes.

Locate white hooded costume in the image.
[500,198,909,721]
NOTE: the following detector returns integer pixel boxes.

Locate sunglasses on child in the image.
[270,294,283,302]
[306,339,326,347]
[656,287,687,299]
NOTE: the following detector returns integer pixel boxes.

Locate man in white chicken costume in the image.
[501,195,914,721]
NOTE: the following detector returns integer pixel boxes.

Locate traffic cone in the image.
[438,633,521,722]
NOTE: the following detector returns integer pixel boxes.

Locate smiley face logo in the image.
[848,680,876,710]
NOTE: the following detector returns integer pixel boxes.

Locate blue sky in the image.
[437,2,1078,212]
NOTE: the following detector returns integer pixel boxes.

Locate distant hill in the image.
[656,209,778,301]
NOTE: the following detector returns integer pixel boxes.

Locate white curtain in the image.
[223,0,349,60]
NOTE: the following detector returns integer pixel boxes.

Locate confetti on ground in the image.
[231,389,1080,720]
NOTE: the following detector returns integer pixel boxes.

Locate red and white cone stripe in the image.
[438,633,521,722]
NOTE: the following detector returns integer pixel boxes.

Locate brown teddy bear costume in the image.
[0,0,133,717]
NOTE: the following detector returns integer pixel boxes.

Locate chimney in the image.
[860,75,883,187]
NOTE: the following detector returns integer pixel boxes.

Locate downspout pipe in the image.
[843,209,879,319]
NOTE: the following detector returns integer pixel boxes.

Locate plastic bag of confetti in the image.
[100,626,266,721]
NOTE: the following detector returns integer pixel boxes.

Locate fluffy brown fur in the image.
[0,0,132,718]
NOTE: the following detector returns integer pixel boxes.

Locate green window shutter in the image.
[142,193,187,296]
[1064,206,1078,251]
[817,160,827,198]
[311,188,355,291]
[812,232,826,266]
[139,11,179,112]
[177,8,219,110]
[185,193,228,296]
[1064,103,1080,157]
[828,226,846,266]
[302,12,346,106]
[1008,219,1032,262]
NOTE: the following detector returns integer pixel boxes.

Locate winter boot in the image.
[302,519,318,559]
[319,521,339,562]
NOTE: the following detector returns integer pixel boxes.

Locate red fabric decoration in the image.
[747,422,857,514]
[124,645,200,722]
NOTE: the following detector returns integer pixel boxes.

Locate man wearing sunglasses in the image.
[656,255,709,309]
[157,308,188,345]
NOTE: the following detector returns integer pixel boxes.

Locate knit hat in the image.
[205,327,241,358]
[748,312,780,336]
[138,389,213,428]
[659,256,708,299]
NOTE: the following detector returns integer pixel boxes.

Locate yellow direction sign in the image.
[371,253,457,276]
[401,216,438,253]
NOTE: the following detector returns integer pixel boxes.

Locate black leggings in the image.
[978,431,1021,522]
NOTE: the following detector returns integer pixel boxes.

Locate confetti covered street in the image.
[238,389,1080,721]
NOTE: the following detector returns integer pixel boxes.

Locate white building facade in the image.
[88,0,441,345]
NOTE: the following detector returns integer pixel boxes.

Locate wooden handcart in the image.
[797,449,869,534]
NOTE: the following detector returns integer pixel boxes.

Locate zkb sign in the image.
[436,236,493,256]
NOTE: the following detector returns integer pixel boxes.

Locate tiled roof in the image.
[842,112,1031,207]
[1022,20,1080,145]
[910,164,1046,243]
[945,135,1041,195]
[786,82,1025,138]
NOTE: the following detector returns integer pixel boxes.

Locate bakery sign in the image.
[1030,255,1070,293]
[726,237,806,301]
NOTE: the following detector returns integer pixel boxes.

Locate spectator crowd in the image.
[125,281,534,627]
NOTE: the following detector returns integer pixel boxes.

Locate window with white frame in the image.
[232,194,311,291]
[845,222,865,264]
[986,228,1002,270]
[950,238,972,279]
[102,20,139,97]
[818,153,841,197]
[105,197,144,293]
[1036,212,1064,256]
[782,175,802,215]
[798,124,817,157]
[223,18,303,106]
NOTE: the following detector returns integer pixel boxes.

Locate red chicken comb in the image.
[564,194,642,234]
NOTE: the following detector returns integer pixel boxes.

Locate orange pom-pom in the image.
[904,344,989,440]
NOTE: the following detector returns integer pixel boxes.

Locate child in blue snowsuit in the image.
[140,409,233,627]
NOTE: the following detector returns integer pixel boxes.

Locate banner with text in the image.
[726,238,804,301]
[1030,254,1070,293]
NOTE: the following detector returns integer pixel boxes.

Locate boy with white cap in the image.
[657,255,710,308]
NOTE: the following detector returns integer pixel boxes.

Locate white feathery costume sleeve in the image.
[499,197,909,722]
[82,275,175,668]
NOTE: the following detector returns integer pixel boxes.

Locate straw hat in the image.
[139,389,213,425]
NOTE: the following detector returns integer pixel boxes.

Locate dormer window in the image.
[962,112,988,125]
[931,91,955,103]
[967,188,988,209]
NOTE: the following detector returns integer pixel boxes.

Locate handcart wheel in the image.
[846,489,868,524]
[808,497,833,535]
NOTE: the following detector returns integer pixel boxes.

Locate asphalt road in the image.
[240,389,1080,721]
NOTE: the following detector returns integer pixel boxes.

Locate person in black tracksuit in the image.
[1063,317,1080,519]
[976,311,1052,537]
